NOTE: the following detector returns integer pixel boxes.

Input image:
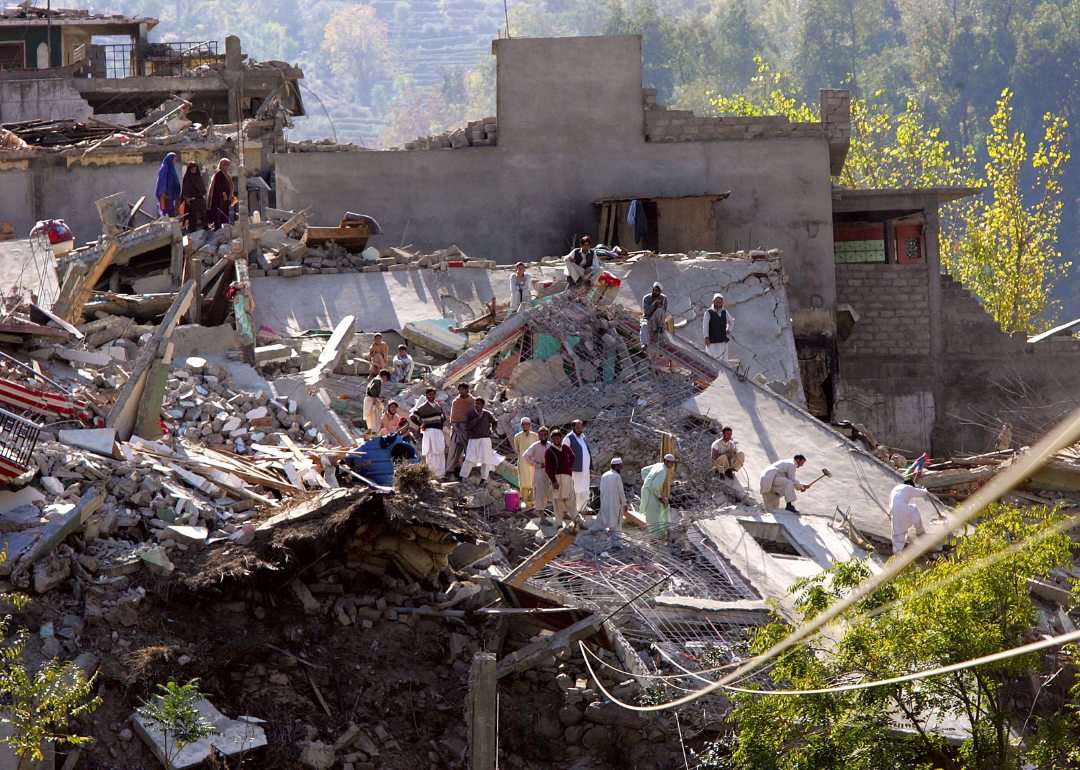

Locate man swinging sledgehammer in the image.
[759,455,808,513]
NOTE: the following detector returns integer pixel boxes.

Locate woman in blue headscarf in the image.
[155,152,182,216]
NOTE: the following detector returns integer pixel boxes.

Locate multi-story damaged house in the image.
[0,5,303,241]
[273,34,1080,456]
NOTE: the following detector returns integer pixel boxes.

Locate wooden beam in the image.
[106,281,194,440]
[496,613,603,678]
[503,528,576,587]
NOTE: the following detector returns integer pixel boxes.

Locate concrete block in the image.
[161,525,209,546]
[58,428,117,458]
[132,274,176,295]
[279,266,303,278]
[55,348,112,366]
[134,698,267,769]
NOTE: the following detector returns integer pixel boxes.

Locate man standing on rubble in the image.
[702,293,733,362]
[566,420,593,513]
[711,426,745,479]
[460,397,500,482]
[596,458,628,532]
[545,428,577,527]
[888,479,931,555]
[511,262,534,312]
[640,282,668,347]
[564,236,602,287]
[522,426,552,514]
[410,387,446,477]
[513,417,539,507]
[447,383,476,476]
[391,344,414,383]
[640,454,676,539]
[364,369,391,435]
[368,334,390,377]
[759,455,807,513]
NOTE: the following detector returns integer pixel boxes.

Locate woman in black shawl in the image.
[180,161,207,232]
[206,157,234,230]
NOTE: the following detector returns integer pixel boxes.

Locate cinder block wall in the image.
[833,263,936,451]
[835,264,1080,454]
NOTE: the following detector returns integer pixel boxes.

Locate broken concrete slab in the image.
[160,526,208,546]
[54,347,113,367]
[496,613,604,678]
[303,314,357,388]
[139,547,175,577]
[58,428,118,458]
[0,488,44,516]
[20,488,103,568]
[0,505,43,533]
[133,698,267,770]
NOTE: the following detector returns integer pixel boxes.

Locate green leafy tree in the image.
[731,503,1075,770]
[0,581,99,769]
[137,679,219,768]
[944,89,1071,335]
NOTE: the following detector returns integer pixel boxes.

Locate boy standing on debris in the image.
[368,333,390,377]
[759,455,807,513]
[460,397,500,482]
[511,262,534,311]
[391,344,415,383]
[523,426,552,513]
[447,383,476,475]
[596,458,628,532]
[364,369,391,435]
[564,236,602,286]
[888,479,931,555]
[641,454,675,539]
[711,427,745,479]
[640,282,668,346]
[545,429,577,527]
[410,387,446,477]
[513,417,539,506]
[566,420,593,513]
[702,293,733,362]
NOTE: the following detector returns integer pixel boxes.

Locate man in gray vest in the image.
[702,293,733,362]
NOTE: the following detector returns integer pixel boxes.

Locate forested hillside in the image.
[93,0,1080,312]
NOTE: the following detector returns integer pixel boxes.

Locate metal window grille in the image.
[97,41,219,79]
[0,406,40,474]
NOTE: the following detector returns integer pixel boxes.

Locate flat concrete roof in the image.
[832,186,982,209]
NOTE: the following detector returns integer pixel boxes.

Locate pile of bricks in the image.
[399,116,498,150]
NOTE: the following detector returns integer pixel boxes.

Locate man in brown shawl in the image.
[206,158,234,230]
[180,162,207,232]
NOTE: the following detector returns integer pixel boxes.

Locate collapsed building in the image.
[0,12,1076,769]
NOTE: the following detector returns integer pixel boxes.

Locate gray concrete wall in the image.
[0,153,170,242]
[273,35,838,333]
[0,78,92,123]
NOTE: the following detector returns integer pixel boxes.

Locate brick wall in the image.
[643,89,827,142]
[834,263,932,357]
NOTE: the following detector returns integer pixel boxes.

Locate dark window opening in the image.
[740,520,807,557]
[0,42,26,70]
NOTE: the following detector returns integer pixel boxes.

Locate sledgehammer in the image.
[802,467,833,491]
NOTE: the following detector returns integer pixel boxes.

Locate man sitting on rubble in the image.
[522,426,553,515]
[513,417,539,507]
[364,369,391,435]
[544,428,577,527]
[711,426,745,480]
[410,387,446,477]
[564,236,603,287]
[379,400,405,436]
[596,457,628,533]
[759,455,807,513]
[446,383,476,476]
[640,282,668,347]
[511,262,534,312]
[368,334,390,377]
[391,344,415,383]
[460,397,500,482]
[702,293,733,362]
[641,454,676,540]
[888,478,931,555]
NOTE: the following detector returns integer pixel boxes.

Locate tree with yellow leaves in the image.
[321,4,395,101]
[943,89,1071,335]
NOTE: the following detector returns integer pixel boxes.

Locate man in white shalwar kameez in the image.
[888,479,930,555]
[595,458,628,532]
[410,387,446,477]
[566,420,592,513]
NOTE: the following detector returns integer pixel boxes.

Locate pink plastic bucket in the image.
[505,490,520,511]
